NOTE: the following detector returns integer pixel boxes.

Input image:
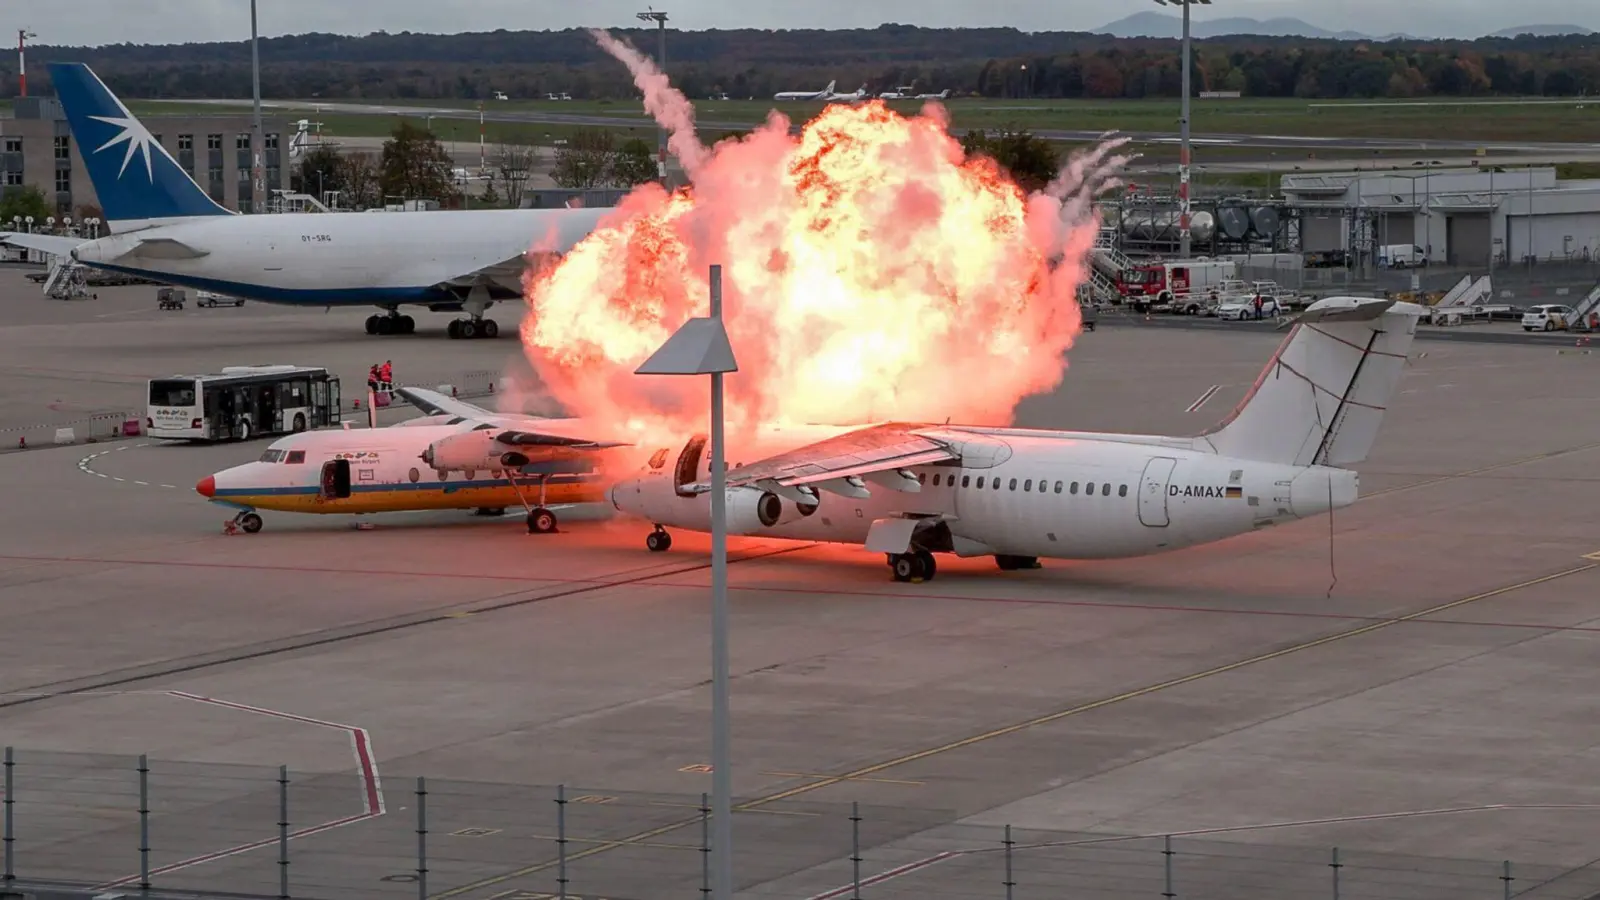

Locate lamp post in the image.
[250,0,265,215]
[636,9,669,184]
[635,264,738,900]
[1154,0,1210,260]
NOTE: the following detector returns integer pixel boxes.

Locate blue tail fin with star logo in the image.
[50,62,233,225]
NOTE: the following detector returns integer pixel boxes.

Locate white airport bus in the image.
[146,365,341,442]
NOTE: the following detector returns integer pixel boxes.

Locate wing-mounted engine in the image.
[656,486,815,535]
[420,424,628,476]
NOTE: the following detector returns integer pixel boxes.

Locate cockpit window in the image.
[259,449,285,463]
[285,450,306,464]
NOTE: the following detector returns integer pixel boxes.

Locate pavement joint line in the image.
[1362,438,1600,500]
[0,543,817,714]
[761,770,924,786]
[427,561,1597,900]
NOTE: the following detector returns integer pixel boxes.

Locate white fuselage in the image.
[608,425,1357,561]
[71,206,612,307]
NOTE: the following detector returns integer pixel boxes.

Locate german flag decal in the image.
[1225,486,1243,499]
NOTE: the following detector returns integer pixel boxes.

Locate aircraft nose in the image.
[196,475,215,498]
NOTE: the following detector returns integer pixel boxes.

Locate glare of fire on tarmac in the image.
[518,30,1132,463]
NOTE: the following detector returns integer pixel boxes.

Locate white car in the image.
[1217,297,1278,321]
[1521,304,1576,332]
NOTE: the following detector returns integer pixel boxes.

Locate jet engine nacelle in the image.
[420,429,513,474]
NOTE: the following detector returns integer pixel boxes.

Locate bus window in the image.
[149,379,197,407]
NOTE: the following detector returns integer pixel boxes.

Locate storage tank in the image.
[1120,209,1215,244]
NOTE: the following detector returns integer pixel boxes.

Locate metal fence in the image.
[3,748,1598,900]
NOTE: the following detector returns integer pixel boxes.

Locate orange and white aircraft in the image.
[195,388,630,534]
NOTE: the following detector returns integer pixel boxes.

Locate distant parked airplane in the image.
[774,80,837,101]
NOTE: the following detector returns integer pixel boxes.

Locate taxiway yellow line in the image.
[429,562,1597,899]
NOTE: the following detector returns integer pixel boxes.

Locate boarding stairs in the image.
[1571,279,1600,331]
[269,190,334,213]
[1091,227,1137,279]
[41,259,91,301]
[1428,275,1494,325]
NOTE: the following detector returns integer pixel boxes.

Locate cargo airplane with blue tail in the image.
[0,62,607,340]
[199,296,1424,584]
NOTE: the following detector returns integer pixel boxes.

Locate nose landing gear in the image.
[888,549,937,582]
[646,526,672,552]
[223,510,264,535]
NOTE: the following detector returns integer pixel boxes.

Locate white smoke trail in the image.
[588,29,711,177]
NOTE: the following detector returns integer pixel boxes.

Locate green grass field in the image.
[262,95,1599,143]
[127,95,1599,144]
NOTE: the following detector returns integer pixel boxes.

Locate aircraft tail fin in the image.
[1200,297,1426,468]
[49,62,233,228]
[825,80,837,95]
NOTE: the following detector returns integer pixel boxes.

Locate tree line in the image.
[11,27,1600,100]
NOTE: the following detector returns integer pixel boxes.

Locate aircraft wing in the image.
[0,232,84,257]
[394,386,497,419]
[698,423,959,500]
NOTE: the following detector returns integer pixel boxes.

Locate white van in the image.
[1379,244,1426,268]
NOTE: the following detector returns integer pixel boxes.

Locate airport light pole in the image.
[1154,0,1210,260]
[250,0,266,214]
[16,30,36,97]
[637,9,669,184]
[635,264,738,900]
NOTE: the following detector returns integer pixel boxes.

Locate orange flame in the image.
[520,42,1129,452]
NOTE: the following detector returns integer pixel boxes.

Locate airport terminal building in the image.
[1281,165,1600,268]
[1,96,290,219]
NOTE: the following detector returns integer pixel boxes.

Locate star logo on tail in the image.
[88,111,157,182]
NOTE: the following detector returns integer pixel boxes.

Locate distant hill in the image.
[1489,24,1595,37]
[1094,13,1594,41]
[1093,12,1369,40]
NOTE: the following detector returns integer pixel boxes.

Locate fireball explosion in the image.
[518,30,1132,450]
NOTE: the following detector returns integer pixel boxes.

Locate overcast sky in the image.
[25,0,1596,46]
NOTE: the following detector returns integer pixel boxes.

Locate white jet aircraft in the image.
[0,63,609,340]
[774,80,838,101]
[826,84,869,103]
[605,297,1425,582]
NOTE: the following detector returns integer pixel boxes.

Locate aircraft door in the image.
[1138,457,1177,527]
[674,434,708,497]
[320,459,351,500]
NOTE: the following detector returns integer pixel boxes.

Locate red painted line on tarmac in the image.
[93,691,384,888]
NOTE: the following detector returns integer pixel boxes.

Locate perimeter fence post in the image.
[138,754,150,891]
[1003,824,1015,900]
[851,801,862,899]
[1503,860,1514,900]
[277,765,289,900]
[1331,847,1342,900]
[416,777,428,900]
[1162,834,1175,900]
[700,792,711,898]
[4,747,15,886]
[555,784,568,900]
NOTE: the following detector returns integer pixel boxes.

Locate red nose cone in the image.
[196,476,216,498]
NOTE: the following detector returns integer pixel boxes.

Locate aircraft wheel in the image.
[239,513,263,534]
[447,320,462,339]
[365,315,379,335]
[916,549,937,581]
[400,315,416,334]
[482,319,499,339]
[891,553,927,583]
[646,529,672,552]
[459,319,479,340]
[375,316,395,335]
[527,506,558,534]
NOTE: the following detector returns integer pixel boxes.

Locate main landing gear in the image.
[646,526,673,552]
[888,550,937,583]
[447,317,500,340]
[505,469,558,534]
[365,312,415,335]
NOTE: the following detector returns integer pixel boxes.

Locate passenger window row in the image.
[918,472,1128,497]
